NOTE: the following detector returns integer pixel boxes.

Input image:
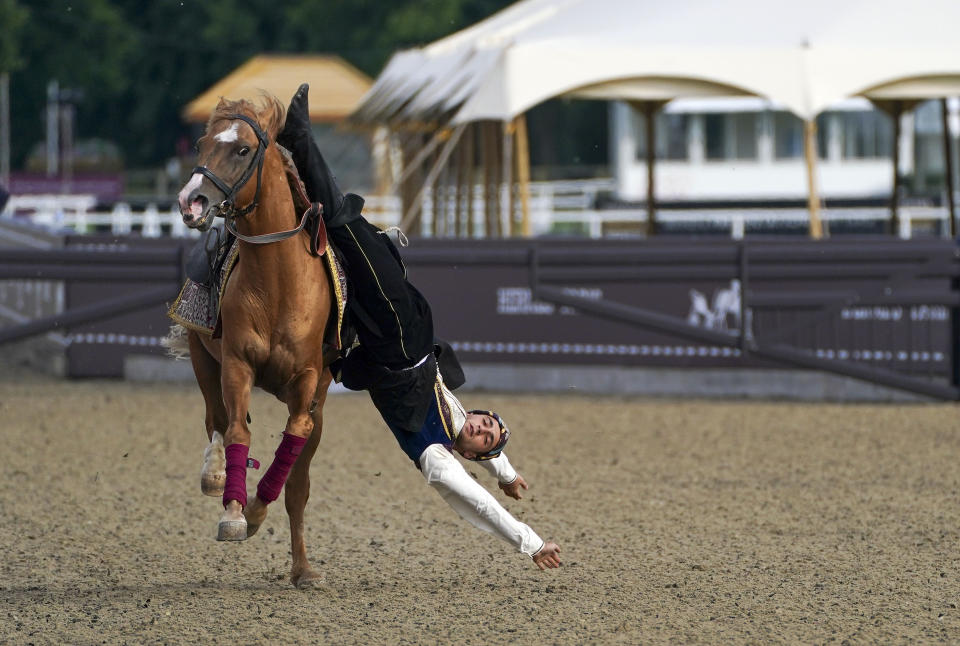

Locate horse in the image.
[170,94,338,588]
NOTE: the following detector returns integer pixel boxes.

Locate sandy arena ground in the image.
[1,372,959,645]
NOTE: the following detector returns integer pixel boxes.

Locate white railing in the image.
[549,205,953,239]
[1,185,953,240]
[1,194,200,238]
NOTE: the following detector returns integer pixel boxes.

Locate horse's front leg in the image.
[244,369,322,536]
[188,331,228,496]
[243,369,328,586]
[217,357,255,541]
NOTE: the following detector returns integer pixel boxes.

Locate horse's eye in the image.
[238,146,250,157]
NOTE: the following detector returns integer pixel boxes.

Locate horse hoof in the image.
[243,497,267,537]
[216,519,248,541]
[201,473,226,497]
[291,570,325,590]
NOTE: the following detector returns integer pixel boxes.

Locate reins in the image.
[225,203,321,245]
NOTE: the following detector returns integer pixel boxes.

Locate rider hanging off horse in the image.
[173,84,561,575]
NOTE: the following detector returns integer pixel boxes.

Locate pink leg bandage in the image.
[256,433,308,504]
[223,443,249,509]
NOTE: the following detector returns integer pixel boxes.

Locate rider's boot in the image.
[277,83,363,228]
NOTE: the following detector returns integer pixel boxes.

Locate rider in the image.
[275,84,561,570]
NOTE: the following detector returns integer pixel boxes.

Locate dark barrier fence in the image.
[0,229,956,398]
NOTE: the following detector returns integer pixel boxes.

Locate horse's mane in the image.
[208,92,286,142]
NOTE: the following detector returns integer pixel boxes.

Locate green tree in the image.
[0,0,29,73]
[10,0,136,168]
[8,0,518,169]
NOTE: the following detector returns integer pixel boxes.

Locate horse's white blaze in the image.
[214,123,240,143]
[178,172,204,206]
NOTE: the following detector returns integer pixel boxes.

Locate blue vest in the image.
[388,381,458,469]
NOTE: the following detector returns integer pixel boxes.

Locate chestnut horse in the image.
[172,95,336,588]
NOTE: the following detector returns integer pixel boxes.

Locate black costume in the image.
[277,84,464,435]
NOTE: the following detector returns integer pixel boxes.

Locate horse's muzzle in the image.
[181,194,213,230]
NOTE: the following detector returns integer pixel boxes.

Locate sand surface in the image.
[1,374,959,645]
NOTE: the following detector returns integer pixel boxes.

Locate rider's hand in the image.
[532,542,561,570]
[499,474,528,500]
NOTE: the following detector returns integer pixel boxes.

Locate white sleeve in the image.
[478,451,518,484]
[419,444,544,556]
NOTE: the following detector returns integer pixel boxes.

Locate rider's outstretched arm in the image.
[419,445,544,557]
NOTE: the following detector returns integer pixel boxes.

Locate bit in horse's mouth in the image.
[189,196,213,229]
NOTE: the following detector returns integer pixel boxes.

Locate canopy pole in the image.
[454,125,468,237]
[467,124,478,237]
[398,125,466,233]
[502,120,514,237]
[642,102,658,236]
[942,98,956,238]
[629,101,665,236]
[803,119,824,239]
[514,114,532,236]
[491,122,503,237]
[392,128,448,192]
[889,101,903,236]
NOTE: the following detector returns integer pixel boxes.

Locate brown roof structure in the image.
[182,54,373,124]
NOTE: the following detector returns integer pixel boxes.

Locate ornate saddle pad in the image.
[167,234,349,351]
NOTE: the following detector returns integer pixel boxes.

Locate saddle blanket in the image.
[167,237,349,350]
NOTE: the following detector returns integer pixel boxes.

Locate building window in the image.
[773,112,831,159]
[841,110,892,159]
[658,113,689,160]
[774,112,803,159]
[705,113,758,160]
[634,112,689,161]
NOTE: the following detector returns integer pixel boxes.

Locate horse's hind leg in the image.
[188,331,228,496]
[286,373,330,588]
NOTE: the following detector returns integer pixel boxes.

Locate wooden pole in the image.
[804,119,824,239]
[493,122,504,236]
[431,155,442,237]
[502,120,514,237]
[483,122,497,237]
[398,125,466,233]
[466,124,477,237]
[889,101,903,236]
[514,114,532,237]
[454,126,467,238]
[643,102,658,236]
[942,98,956,238]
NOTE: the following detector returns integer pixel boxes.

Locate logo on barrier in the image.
[687,279,741,331]
[496,287,602,316]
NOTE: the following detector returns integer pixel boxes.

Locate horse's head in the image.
[178,95,285,230]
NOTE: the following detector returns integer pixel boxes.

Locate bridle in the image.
[192,113,267,219]
[192,113,313,245]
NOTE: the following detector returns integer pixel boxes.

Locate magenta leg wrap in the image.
[223,443,249,509]
[256,433,308,504]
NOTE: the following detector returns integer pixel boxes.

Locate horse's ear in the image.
[260,94,286,142]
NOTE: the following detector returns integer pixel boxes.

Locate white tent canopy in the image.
[352,0,960,125]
